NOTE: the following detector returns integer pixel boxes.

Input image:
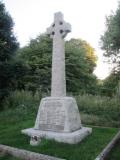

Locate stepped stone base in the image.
[21,97,92,145]
[22,127,92,144]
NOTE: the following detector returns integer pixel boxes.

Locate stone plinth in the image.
[22,97,92,144]
[22,127,92,144]
[34,97,82,132]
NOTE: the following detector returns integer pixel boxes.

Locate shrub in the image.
[3,90,40,109]
[76,94,120,127]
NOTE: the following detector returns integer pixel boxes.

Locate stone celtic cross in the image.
[22,12,92,145]
[47,12,71,97]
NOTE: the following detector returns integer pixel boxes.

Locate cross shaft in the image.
[47,12,71,97]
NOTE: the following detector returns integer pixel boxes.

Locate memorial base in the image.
[22,127,92,144]
[21,96,92,145]
[34,97,82,132]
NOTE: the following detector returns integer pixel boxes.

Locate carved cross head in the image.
[46,12,71,39]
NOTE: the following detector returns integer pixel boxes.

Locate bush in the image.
[76,94,120,127]
[3,90,40,109]
[76,95,119,114]
[1,91,120,127]
[0,90,40,123]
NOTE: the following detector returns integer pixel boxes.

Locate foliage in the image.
[0,1,19,104]
[3,90,40,110]
[116,81,120,98]
[102,70,120,97]
[76,94,120,127]
[2,90,120,127]
[100,2,120,71]
[17,35,97,94]
[16,35,52,95]
[66,39,97,94]
[100,2,120,97]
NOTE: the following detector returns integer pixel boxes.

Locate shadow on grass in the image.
[0,154,21,160]
[106,140,120,160]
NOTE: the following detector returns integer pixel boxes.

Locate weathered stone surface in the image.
[0,144,65,160]
[34,97,82,132]
[22,127,92,144]
[22,96,92,144]
[47,12,71,97]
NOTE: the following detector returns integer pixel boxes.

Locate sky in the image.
[3,0,119,79]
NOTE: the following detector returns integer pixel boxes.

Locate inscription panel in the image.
[39,101,65,132]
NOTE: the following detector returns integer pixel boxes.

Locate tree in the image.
[101,2,120,71]
[100,2,120,96]
[0,2,19,103]
[102,69,120,97]
[17,34,97,95]
[17,35,52,95]
[65,38,97,94]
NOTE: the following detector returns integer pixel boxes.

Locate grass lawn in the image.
[0,107,118,160]
[106,140,120,160]
[0,155,20,160]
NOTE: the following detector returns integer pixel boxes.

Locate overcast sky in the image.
[3,0,119,79]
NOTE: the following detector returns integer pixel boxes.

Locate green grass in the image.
[0,106,118,160]
[0,91,119,159]
[0,154,20,160]
[106,140,120,160]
